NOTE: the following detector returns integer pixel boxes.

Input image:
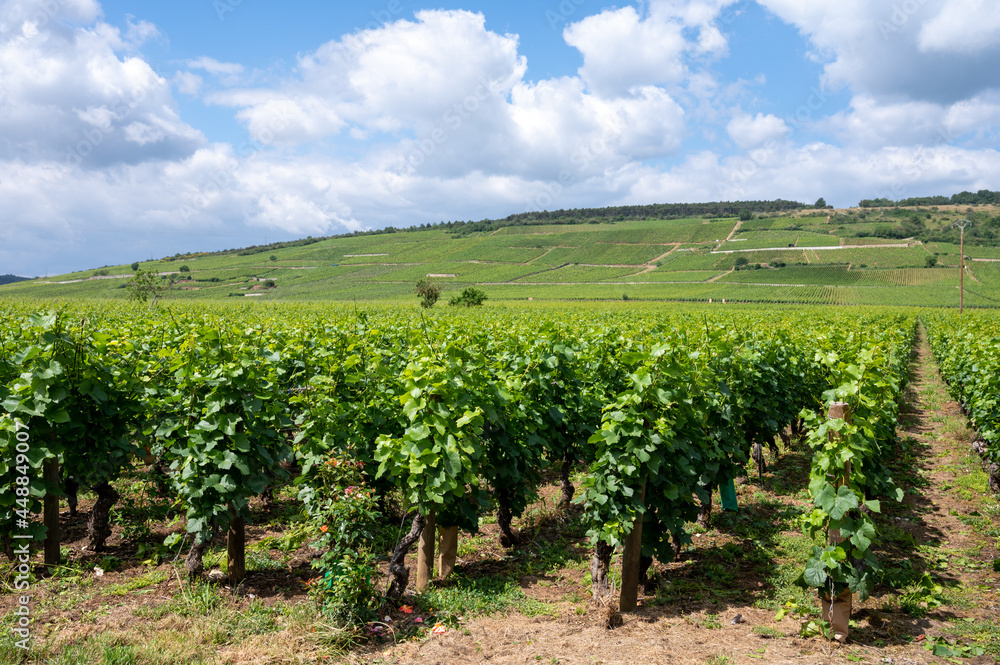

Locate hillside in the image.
[4,203,1000,307]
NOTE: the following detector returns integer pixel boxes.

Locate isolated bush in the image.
[263,279,276,288]
[305,456,382,627]
[449,287,488,307]
[179,265,190,273]
[415,279,441,308]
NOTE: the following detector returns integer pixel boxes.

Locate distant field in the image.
[716,266,956,287]
[4,206,998,308]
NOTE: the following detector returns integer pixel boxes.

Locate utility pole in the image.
[952,219,973,315]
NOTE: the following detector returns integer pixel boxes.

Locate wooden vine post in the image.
[619,481,646,611]
[43,457,60,568]
[415,509,436,591]
[824,402,852,643]
[227,515,246,584]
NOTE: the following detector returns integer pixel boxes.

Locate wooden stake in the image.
[227,515,246,584]
[823,402,853,642]
[415,509,436,591]
[43,458,60,568]
[619,482,646,612]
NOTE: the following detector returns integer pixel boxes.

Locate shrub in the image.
[263,279,276,288]
[179,265,190,272]
[449,287,488,307]
[305,457,383,627]
[415,279,441,308]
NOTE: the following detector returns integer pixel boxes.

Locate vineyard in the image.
[1,299,997,663]
[9,204,1000,309]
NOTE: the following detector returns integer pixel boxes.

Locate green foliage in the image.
[374,334,491,528]
[796,322,914,604]
[449,287,487,307]
[925,255,938,267]
[126,268,167,303]
[144,320,294,546]
[179,265,191,273]
[415,279,441,308]
[307,455,383,627]
[926,312,1000,468]
[0,311,142,546]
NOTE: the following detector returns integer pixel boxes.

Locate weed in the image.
[420,574,555,620]
[105,569,169,596]
[751,625,782,638]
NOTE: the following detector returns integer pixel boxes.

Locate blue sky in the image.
[2,0,999,276]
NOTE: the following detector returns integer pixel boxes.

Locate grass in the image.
[419,575,556,621]
[105,570,170,596]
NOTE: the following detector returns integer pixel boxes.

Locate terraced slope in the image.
[4,207,999,307]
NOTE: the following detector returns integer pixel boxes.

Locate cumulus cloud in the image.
[919,0,1000,54]
[726,112,789,149]
[624,141,1000,209]
[210,9,690,184]
[4,0,1000,280]
[757,0,1000,104]
[0,0,203,167]
[210,10,526,140]
[563,1,737,97]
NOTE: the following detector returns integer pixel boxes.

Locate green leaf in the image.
[803,556,828,587]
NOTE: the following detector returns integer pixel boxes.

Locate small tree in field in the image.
[415,279,441,308]
[449,287,487,307]
[126,268,167,304]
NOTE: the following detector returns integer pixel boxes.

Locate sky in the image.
[2,0,1000,276]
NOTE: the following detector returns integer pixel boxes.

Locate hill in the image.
[3,202,1000,308]
[0,274,30,286]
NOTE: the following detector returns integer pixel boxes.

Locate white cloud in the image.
[757,0,1000,104]
[172,71,203,96]
[726,112,788,149]
[821,93,1000,148]
[4,0,1000,280]
[919,0,1000,54]
[563,7,687,97]
[185,57,244,76]
[211,9,689,184]
[0,0,203,166]
[563,1,737,97]
[624,141,1000,209]
[211,10,526,140]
